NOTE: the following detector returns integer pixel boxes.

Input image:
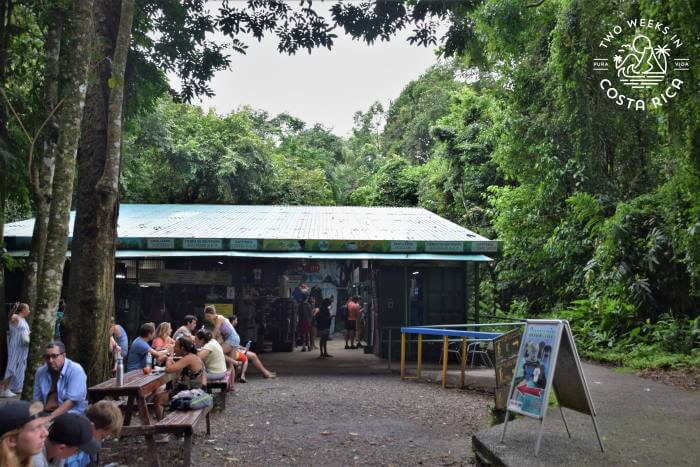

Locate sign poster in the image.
[494,329,523,411]
[506,321,561,418]
[501,320,604,456]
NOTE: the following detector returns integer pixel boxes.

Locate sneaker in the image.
[350,345,357,349]
[325,354,333,358]
[301,347,307,352]
[0,389,17,398]
[265,372,277,379]
[344,344,350,349]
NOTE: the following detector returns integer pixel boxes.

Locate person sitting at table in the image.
[63,401,124,467]
[151,322,175,352]
[32,413,99,467]
[33,341,88,417]
[153,337,207,420]
[173,315,197,342]
[0,400,50,467]
[126,324,168,372]
[194,329,228,382]
[227,315,276,380]
[109,318,128,359]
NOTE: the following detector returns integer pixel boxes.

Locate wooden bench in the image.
[205,381,229,409]
[119,406,212,467]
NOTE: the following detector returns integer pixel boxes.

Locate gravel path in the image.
[101,341,494,466]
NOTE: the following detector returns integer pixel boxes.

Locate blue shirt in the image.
[33,358,88,414]
[126,337,151,371]
[114,324,128,358]
[63,451,92,467]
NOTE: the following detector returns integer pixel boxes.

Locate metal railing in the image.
[381,321,524,370]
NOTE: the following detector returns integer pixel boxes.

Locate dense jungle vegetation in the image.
[1,0,698,377]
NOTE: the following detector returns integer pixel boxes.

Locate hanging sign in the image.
[501,319,604,456]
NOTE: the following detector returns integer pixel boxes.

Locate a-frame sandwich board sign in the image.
[500,319,605,456]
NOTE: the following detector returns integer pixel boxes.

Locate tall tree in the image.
[22,3,65,308]
[22,0,95,399]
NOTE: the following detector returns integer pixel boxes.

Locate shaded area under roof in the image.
[6,250,494,262]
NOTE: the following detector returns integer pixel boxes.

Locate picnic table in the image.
[88,369,175,466]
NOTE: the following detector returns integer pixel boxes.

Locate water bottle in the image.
[244,340,252,354]
[146,352,153,369]
[115,353,124,387]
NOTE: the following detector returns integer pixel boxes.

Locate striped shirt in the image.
[4,316,30,393]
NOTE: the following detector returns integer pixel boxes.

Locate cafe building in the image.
[4,204,499,355]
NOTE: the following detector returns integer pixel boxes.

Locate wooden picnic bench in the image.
[119,406,212,467]
[205,380,229,409]
[88,370,175,467]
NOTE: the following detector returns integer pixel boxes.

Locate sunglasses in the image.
[44,352,65,361]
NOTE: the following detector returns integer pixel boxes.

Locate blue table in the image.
[400,326,504,388]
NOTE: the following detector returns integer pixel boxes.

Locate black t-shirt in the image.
[316,300,332,330]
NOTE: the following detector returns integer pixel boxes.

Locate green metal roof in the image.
[4,204,499,255]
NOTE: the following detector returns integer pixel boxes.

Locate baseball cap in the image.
[48,413,99,456]
[0,400,49,436]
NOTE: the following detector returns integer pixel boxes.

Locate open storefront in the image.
[4,205,499,355]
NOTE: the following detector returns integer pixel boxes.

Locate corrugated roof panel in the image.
[5,204,490,241]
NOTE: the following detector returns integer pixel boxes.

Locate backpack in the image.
[169,388,213,411]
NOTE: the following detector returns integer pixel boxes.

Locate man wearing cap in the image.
[0,400,50,465]
[33,341,88,418]
[32,413,99,467]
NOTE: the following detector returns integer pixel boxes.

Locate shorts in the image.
[223,334,239,348]
[207,371,226,381]
[235,351,248,363]
[318,329,330,338]
[345,319,356,330]
[299,321,311,333]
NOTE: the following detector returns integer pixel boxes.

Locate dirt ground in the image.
[100,339,494,466]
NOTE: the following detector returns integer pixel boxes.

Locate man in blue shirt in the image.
[33,341,88,418]
[126,323,166,371]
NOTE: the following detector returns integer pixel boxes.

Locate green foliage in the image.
[561,299,700,369]
[383,64,461,163]
[122,99,274,204]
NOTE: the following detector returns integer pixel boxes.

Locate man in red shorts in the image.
[344,296,363,349]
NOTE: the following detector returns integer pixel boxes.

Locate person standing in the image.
[308,296,318,350]
[345,297,362,349]
[1,303,31,398]
[316,298,333,358]
[54,300,65,339]
[299,297,313,352]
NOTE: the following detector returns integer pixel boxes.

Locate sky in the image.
[177,3,442,137]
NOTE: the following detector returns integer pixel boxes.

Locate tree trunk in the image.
[0,174,7,376]
[22,6,64,310]
[67,0,134,385]
[21,0,95,399]
[0,0,13,376]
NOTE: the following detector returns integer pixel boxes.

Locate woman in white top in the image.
[1,303,31,398]
[195,329,227,381]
